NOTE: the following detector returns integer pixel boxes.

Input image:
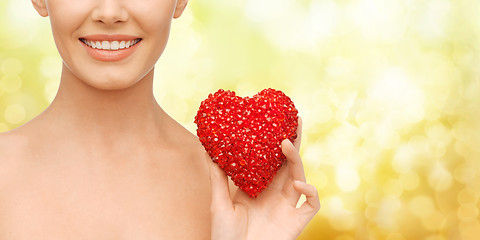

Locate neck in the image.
[42,64,167,144]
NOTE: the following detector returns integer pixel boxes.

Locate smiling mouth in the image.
[79,38,142,50]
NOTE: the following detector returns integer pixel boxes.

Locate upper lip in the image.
[79,34,142,41]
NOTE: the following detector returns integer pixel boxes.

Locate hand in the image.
[207,117,320,240]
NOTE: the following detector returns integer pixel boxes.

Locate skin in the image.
[0,0,319,239]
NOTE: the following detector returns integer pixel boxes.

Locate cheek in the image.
[48,0,92,31]
[47,1,91,53]
[130,0,176,32]
[130,1,176,62]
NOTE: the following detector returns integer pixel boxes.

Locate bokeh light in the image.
[2,0,480,239]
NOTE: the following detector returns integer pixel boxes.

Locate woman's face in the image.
[32,0,187,90]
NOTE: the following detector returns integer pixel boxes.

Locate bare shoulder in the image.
[177,126,209,169]
[0,129,30,192]
[166,118,206,157]
[172,122,240,197]
[0,128,29,159]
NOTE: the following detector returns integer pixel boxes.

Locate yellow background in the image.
[1,0,480,239]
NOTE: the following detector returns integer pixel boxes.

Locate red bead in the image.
[194,88,298,198]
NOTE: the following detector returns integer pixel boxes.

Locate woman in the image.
[0,0,320,239]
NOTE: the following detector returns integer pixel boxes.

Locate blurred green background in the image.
[1,0,480,239]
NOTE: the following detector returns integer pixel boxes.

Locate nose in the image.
[91,0,128,25]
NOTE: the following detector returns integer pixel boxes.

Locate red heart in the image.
[195,88,298,198]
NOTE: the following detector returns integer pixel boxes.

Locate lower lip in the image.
[80,40,141,62]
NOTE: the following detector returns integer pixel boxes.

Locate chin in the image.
[84,78,141,91]
[61,54,155,91]
[75,66,153,91]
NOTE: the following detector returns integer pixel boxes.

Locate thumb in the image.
[206,153,233,212]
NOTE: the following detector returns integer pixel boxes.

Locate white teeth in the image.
[81,39,140,50]
[101,41,110,49]
[110,41,119,50]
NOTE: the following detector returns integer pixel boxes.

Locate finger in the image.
[293,180,320,218]
[268,161,290,191]
[293,116,303,151]
[282,139,306,183]
[206,153,234,212]
[281,139,307,205]
[227,177,239,199]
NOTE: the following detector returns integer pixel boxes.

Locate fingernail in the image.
[293,180,304,185]
[284,139,294,148]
